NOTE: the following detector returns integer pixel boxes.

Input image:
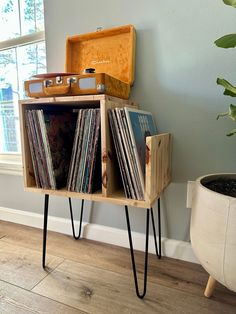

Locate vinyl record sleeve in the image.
[124,107,157,197]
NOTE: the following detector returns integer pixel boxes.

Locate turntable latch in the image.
[67,77,77,84]
[44,79,53,87]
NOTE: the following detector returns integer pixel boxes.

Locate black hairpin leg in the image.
[42,194,49,269]
[42,196,85,269]
[150,198,161,258]
[158,198,161,258]
[68,198,84,240]
[125,205,150,299]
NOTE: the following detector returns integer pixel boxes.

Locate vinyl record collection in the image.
[25,108,101,193]
[108,107,157,200]
[67,108,101,193]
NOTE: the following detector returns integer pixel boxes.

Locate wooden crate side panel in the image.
[19,101,36,188]
[101,99,138,197]
[145,133,171,204]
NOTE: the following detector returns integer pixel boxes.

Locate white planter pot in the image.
[190,174,236,293]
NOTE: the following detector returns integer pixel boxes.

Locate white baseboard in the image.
[0,206,199,264]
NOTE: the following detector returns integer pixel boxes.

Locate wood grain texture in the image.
[0,240,63,290]
[32,259,236,314]
[19,100,35,188]
[65,25,136,85]
[0,280,85,314]
[1,220,236,309]
[145,133,172,204]
[19,94,173,207]
[25,74,131,99]
[18,94,136,105]
[23,187,151,208]
[20,95,157,207]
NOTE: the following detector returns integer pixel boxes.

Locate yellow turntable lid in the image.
[65,25,136,86]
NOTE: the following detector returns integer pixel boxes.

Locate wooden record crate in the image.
[19,94,171,209]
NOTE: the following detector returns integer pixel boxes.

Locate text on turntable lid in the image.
[65,24,136,86]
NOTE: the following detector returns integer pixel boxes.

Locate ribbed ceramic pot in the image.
[190,174,236,292]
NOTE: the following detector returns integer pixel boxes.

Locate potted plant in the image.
[216,1,236,136]
[190,0,236,298]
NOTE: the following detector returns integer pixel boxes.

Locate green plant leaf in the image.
[223,0,236,8]
[223,90,236,97]
[215,34,236,48]
[227,128,236,136]
[229,104,236,120]
[217,104,236,121]
[217,111,230,120]
[217,78,236,97]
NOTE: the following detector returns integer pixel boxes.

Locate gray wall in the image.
[1,0,236,241]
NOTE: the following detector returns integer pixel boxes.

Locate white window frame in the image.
[0,28,45,176]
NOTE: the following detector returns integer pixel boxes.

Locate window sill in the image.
[0,154,23,176]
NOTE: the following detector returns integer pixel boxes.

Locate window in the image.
[0,0,46,174]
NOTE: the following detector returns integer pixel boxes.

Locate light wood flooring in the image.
[0,220,235,313]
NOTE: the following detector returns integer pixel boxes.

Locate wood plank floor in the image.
[0,221,235,313]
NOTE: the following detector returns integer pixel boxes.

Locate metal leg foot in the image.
[68,198,84,240]
[42,194,49,269]
[125,205,150,299]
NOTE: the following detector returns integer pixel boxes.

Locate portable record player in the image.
[24,24,136,99]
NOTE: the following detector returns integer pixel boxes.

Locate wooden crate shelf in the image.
[19,94,171,208]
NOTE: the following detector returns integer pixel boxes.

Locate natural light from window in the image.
[0,0,46,154]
